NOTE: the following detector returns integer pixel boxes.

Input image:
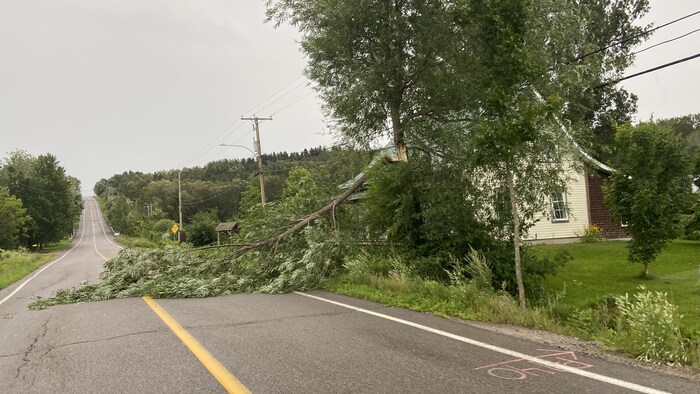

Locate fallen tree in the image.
[230,173,366,260]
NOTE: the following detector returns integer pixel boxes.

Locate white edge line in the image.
[0,211,87,307]
[91,198,123,250]
[294,292,670,394]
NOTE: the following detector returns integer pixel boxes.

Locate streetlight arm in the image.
[219,143,257,156]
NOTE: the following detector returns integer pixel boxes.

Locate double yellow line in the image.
[90,206,250,393]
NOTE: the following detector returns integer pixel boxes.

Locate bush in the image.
[188,211,218,247]
[614,286,691,365]
[577,224,603,243]
[490,246,571,300]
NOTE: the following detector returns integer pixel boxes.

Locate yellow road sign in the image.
[171,224,179,234]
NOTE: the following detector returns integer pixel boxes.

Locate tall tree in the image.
[0,152,81,248]
[268,0,649,306]
[604,122,691,278]
[0,188,30,250]
[266,0,479,161]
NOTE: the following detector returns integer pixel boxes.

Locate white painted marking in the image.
[294,292,670,394]
[89,198,123,250]
[0,209,87,307]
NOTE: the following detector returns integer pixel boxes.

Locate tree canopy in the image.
[604,121,692,278]
[266,0,650,304]
[0,151,82,249]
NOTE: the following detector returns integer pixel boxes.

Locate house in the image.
[524,152,627,242]
[339,141,627,243]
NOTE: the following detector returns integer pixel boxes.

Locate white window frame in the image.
[550,192,568,222]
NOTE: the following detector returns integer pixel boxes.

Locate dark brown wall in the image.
[586,167,628,239]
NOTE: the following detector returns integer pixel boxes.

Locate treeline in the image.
[93,146,372,244]
[0,151,83,250]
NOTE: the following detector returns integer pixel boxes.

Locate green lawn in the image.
[0,241,70,290]
[539,240,700,331]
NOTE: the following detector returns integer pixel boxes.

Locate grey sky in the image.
[0,1,697,195]
[621,0,700,122]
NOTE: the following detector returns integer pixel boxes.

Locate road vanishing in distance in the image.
[0,198,697,393]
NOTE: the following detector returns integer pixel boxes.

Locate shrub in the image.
[614,286,690,365]
[188,211,218,247]
[578,224,603,243]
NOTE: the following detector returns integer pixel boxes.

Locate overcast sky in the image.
[0,1,697,195]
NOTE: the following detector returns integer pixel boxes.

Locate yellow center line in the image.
[89,204,250,393]
[91,205,110,262]
[142,297,251,394]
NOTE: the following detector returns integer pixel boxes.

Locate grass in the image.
[324,274,564,333]
[114,235,161,250]
[325,243,700,366]
[539,240,700,332]
[0,241,70,290]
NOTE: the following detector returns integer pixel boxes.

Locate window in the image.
[550,192,568,222]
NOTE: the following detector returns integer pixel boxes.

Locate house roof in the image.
[568,135,615,175]
[533,89,616,175]
[215,222,238,232]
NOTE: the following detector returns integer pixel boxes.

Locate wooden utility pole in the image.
[241,115,272,207]
[178,170,184,243]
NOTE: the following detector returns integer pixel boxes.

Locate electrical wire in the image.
[180,74,308,169]
[597,51,700,88]
[271,91,315,116]
[241,74,305,116]
[632,27,700,56]
[181,185,239,206]
[6,181,74,195]
[178,121,246,168]
[568,9,700,64]
[253,80,309,115]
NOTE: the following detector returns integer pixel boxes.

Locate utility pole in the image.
[241,115,272,207]
[178,170,184,243]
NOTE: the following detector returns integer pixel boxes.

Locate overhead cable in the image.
[597,51,700,88]
[632,27,700,55]
[569,9,700,64]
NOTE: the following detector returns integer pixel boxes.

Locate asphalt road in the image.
[1,199,698,393]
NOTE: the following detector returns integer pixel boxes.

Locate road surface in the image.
[0,198,697,393]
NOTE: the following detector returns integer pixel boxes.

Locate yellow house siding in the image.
[524,162,590,241]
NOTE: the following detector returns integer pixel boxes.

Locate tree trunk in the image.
[230,174,367,260]
[506,167,526,308]
[390,103,408,162]
[644,261,650,279]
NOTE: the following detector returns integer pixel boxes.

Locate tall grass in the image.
[0,245,65,290]
[326,248,700,367]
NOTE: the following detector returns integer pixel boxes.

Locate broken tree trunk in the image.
[230,173,367,260]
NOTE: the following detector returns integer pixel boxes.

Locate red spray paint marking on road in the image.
[475,349,594,381]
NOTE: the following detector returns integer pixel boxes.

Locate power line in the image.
[632,27,700,56]
[568,9,700,64]
[254,80,309,115]
[6,181,72,195]
[181,74,306,169]
[181,185,238,206]
[179,121,246,168]
[272,91,315,116]
[597,51,700,88]
[242,74,305,116]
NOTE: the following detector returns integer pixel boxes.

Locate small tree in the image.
[604,122,691,278]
